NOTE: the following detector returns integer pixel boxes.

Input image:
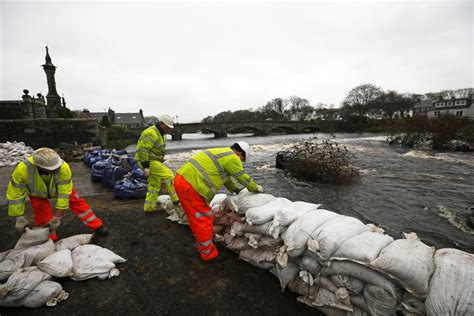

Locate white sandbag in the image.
[210,193,228,212]
[321,260,400,299]
[425,248,474,315]
[38,249,74,278]
[330,274,365,296]
[311,287,353,312]
[14,227,50,250]
[400,291,426,315]
[54,234,94,251]
[0,251,25,281]
[284,209,340,257]
[71,245,117,281]
[271,201,321,234]
[245,233,263,248]
[245,197,292,226]
[20,280,66,308]
[16,239,55,267]
[274,261,300,291]
[231,221,274,237]
[0,267,52,306]
[363,284,398,315]
[330,230,394,264]
[300,256,321,275]
[233,188,275,214]
[368,233,435,298]
[239,248,276,269]
[308,216,370,261]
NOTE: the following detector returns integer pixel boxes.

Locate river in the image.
[127,133,474,253]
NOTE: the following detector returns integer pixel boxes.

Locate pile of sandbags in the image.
[211,189,474,315]
[0,141,34,167]
[0,228,126,308]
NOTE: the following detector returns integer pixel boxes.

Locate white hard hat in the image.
[33,148,63,171]
[237,141,250,161]
[160,115,174,129]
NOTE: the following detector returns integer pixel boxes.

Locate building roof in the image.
[414,100,433,109]
[114,113,143,125]
[88,112,108,120]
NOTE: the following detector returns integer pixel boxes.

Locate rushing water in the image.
[127,133,474,253]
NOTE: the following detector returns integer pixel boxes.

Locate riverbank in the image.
[0,162,321,315]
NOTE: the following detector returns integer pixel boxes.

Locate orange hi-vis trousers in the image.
[30,187,103,240]
[174,174,218,261]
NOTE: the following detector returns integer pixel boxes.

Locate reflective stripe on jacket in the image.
[135,125,166,164]
[177,147,258,204]
[6,157,73,217]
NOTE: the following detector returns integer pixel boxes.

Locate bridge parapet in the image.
[172,120,320,140]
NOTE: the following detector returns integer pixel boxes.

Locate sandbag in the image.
[20,280,66,308]
[16,239,55,267]
[368,233,435,298]
[54,234,94,251]
[223,234,249,252]
[0,267,52,306]
[273,261,300,292]
[38,249,74,278]
[14,227,50,250]
[425,248,474,315]
[231,221,274,237]
[400,291,426,315]
[239,248,276,269]
[0,251,25,281]
[71,245,120,281]
[271,201,321,235]
[284,209,340,257]
[245,197,292,226]
[321,260,400,299]
[330,274,365,296]
[233,189,275,214]
[210,193,228,212]
[363,284,398,315]
[113,177,148,199]
[300,255,321,275]
[330,230,394,264]
[307,216,370,261]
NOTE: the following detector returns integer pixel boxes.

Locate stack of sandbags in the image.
[0,229,126,308]
[211,190,474,315]
[0,141,34,167]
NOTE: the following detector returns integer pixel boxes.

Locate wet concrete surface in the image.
[0,162,321,315]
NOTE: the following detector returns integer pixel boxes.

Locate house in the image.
[86,108,147,128]
[413,100,432,117]
[428,98,473,119]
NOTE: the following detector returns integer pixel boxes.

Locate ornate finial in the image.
[45,46,52,64]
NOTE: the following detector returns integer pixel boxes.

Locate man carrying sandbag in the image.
[135,115,180,213]
[174,141,264,264]
[6,147,108,241]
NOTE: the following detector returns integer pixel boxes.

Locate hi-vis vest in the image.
[7,157,73,217]
[177,147,258,204]
[135,125,166,164]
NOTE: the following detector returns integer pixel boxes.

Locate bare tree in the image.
[343,83,383,116]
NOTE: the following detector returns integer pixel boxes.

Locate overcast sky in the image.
[1,0,472,122]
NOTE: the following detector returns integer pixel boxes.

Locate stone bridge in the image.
[171,120,320,140]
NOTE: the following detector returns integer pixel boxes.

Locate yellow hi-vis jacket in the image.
[6,157,73,217]
[135,125,166,166]
[177,147,259,204]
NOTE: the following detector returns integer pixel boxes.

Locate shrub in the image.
[276,136,359,184]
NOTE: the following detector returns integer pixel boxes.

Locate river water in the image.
[127,133,474,253]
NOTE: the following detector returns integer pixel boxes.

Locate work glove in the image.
[49,216,62,230]
[15,216,29,232]
[255,185,264,193]
[143,168,150,177]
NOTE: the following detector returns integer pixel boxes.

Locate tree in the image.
[145,116,159,125]
[343,83,383,117]
[288,95,310,113]
[100,115,111,128]
[372,91,416,119]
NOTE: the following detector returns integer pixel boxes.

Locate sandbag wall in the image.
[84,149,148,199]
[0,228,125,308]
[211,189,473,315]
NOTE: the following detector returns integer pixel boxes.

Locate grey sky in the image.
[1,0,472,122]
